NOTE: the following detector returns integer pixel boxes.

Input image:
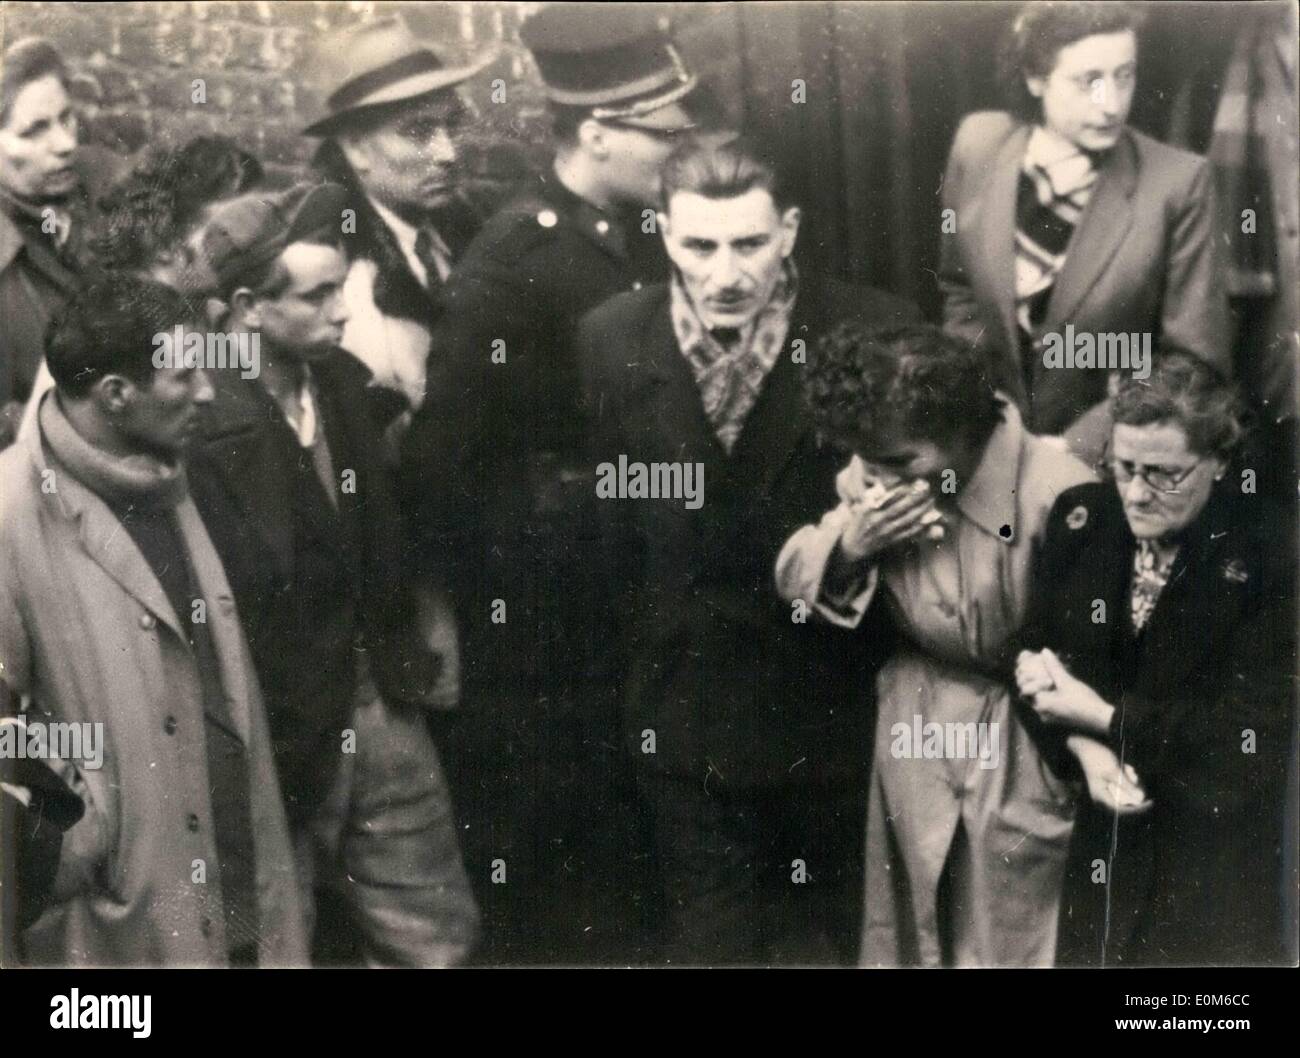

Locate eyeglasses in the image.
[1106,456,1205,494]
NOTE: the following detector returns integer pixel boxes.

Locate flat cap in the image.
[202,182,347,291]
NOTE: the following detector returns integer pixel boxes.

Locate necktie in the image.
[414,227,447,290]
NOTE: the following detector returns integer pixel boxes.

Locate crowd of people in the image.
[0,1,1295,967]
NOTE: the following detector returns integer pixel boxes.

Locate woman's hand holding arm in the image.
[1067,734,1153,814]
[1027,648,1116,735]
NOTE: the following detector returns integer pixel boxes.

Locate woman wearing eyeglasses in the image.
[938,1,1230,468]
[1014,351,1295,966]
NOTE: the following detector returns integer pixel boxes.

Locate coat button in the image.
[595,219,610,236]
[536,209,558,228]
[139,613,156,630]
[187,813,200,832]
[200,916,212,937]
[632,281,643,291]
[163,715,178,735]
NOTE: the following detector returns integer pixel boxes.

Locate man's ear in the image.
[577,118,609,160]
[337,133,370,175]
[779,206,802,256]
[227,287,260,327]
[1026,75,1045,99]
[153,245,183,270]
[92,373,137,417]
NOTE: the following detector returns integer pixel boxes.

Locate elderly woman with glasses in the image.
[777,322,1095,967]
[1014,350,1296,966]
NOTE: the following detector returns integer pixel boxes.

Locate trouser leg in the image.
[340,665,479,967]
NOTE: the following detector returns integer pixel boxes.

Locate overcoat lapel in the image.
[636,283,815,572]
[977,124,1029,399]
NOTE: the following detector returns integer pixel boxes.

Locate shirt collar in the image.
[366,194,449,284]
[368,194,418,252]
[956,398,1025,543]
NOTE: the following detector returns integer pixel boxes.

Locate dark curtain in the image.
[676,1,1247,319]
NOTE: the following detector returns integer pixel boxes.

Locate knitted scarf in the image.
[671,258,798,453]
[37,390,189,512]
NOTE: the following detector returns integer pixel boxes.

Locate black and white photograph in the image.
[0,0,1297,1019]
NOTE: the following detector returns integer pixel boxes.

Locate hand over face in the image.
[838,478,944,562]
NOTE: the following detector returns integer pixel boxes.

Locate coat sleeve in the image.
[1008,490,1089,778]
[574,309,641,690]
[774,503,882,629]
[1159,158,1232,375]
[0,533,110,912]
[938,116,996,354]
[402,243,543,577]
[1109,549,1295,814]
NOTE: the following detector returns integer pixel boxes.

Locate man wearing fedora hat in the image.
[302,15,491,427]
[400,2,709,963]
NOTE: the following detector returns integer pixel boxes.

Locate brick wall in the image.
[2,1,739,207]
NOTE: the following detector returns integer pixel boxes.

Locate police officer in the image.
[400,3,708,964]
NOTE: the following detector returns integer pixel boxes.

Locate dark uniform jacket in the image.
[577,275,919,791]
[401,169,662,699]
[188,353,440,823]
[1018,480,1296,966]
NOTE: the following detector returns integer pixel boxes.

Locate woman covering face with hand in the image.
[1015,351,1296,966]
[776,322,1094,967]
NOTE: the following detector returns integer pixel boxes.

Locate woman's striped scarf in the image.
[1014,125,1100,334]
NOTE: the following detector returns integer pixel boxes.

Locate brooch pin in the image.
[1222,558,1249,584]
[1065,505,1088,530]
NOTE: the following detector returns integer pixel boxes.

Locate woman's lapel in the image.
[1040,131,1139,334]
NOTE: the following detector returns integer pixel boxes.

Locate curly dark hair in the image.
[90,136,262,273]
[804,321,1003,457]
[46,272,202,398]
[1113,348,1246,459]
[998,1,1147,123]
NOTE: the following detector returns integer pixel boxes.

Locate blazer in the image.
[577,274,918,790]
[188,352,440,824]
[1018,480,1296,965]
[0,404,307,966]
[938,112,1231,463]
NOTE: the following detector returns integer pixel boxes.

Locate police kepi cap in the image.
[520,3,698,131]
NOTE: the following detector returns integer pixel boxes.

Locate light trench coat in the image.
[776,403,1094,966]
[0,408,308,966]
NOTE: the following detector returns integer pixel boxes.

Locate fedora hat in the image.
[302,16,492,137]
